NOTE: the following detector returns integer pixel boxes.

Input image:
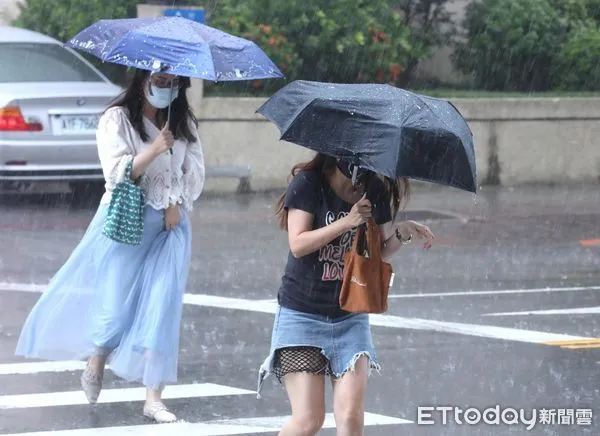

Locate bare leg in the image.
[332,356,369,436]
[279,372,326,436]
[146,387,162,403]
[87,354,106,373]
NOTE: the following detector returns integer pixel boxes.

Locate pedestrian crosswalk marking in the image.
[0,360,87,375]
[0,383,254,409]
[1,412,412,436]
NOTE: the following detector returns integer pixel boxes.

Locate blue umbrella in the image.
[65,16,284,82]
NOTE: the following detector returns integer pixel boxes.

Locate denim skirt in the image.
[257,304,380,397]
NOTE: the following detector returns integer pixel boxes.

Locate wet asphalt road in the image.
[0,184,599,436]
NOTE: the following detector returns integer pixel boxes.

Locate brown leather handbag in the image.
[339,217,393,313]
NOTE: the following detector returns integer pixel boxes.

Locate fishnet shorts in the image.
[256,306,380,397]
[272,346,332,382]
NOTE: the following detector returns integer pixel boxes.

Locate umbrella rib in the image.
[416,96,477,173]
[98,25,140,63]
[416,97,454,131]
[278,99,320,139]
[190,26,218,81]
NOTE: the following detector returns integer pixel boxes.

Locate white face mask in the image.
[145,83,177,109]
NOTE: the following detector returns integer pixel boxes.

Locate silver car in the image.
[0,26,122,194]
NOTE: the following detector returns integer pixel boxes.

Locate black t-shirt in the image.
[277,168,393,318]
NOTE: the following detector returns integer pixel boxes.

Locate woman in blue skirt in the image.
[257,154,435,435]
[15,68,205,423]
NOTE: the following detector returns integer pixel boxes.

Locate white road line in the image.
[1,282,590,349]
[369,315,586,343]
[0,282,45,293]
[1,412,411,435]
[0,283,279,313]
[484,306,600,317]
[183,293,278,313]
[5,281,598,301]
[0,360,86,375]
[0,383,254,409]
[183,293,587,344]
[387,285,600,299]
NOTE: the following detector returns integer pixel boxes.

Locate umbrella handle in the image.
[167,84,174,155]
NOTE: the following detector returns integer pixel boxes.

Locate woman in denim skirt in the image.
[257,153,435,435]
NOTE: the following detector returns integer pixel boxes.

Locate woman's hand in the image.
[151,125,175,155]
[344,193,372,228]
[131,126,174,180]
[164,204,181,230]
[396,220,435,249]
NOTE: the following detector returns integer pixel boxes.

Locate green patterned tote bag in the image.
[102,158,145,245]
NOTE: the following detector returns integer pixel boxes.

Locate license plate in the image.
[54,114,100,135]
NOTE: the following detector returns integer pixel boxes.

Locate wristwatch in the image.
[395,227,412,245]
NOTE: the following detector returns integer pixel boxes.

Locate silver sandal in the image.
[80,365,103,404]
[143,401,177,423]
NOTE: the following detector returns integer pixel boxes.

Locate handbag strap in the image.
[365,217,383,262]
[124,156,143,185]
[124,158,133,180]
[350,222,367,255]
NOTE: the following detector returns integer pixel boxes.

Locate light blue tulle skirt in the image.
[15,203,191,390]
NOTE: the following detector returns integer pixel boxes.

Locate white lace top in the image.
[96,106,205,212]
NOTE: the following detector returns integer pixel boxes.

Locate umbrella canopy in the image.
[257,80,477,193]
[65,16,284,81]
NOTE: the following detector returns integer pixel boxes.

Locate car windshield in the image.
[0,42,105,83]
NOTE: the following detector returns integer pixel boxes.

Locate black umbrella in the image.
[257,80,477,193]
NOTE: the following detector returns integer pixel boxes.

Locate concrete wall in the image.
[414,0,472,86]
[194,97,600,193]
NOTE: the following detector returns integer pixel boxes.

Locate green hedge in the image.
[206,0,428,95]
[453,0,600,92]
[553,25,600,90]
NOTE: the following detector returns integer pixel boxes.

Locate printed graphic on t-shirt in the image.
[318,210,357,281]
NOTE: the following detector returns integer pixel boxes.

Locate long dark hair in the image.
[107,68,197,143]
[274,153,411,230]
